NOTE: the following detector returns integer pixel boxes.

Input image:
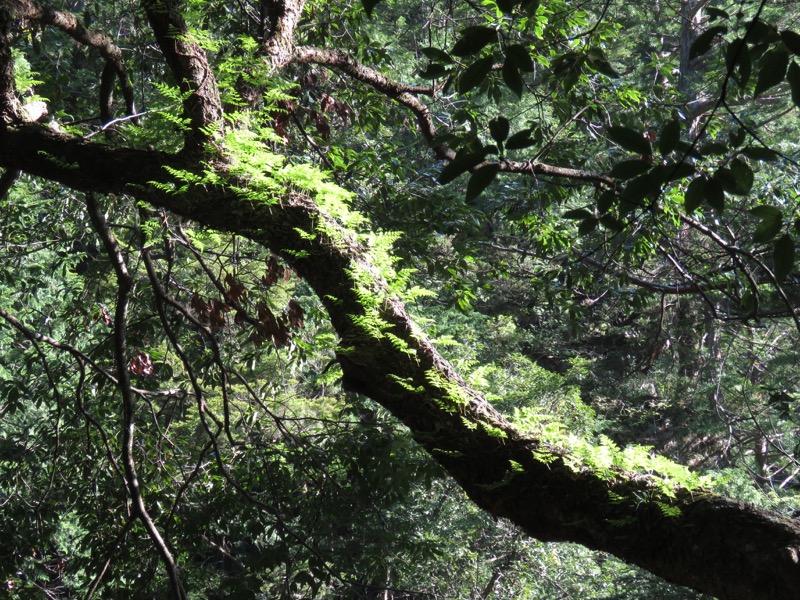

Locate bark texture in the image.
[2,1,800,598]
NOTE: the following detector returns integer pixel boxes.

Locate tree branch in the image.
[12,0,137,122]
[1,122,799,599]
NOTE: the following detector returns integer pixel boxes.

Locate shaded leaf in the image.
[781,30,800,56]
[419,63,450,79]
[439,148,490,184]
[502,59,524,98]
[506,129,537,150]
[563,208,594,220]
[741,147,779,162]
[684,177,705,213]
[489,117,510,144]
[751,205,783,243]
[774,234,796,282]
[715,159,753,195]
[610,159,651,180]
[787,61,800,108]
[699,141,728,156]
[726,39,751,87]
[505,44,534,72]
[458,56,494,94]
[607,126,652,155]
[362,0,381,17]
[659,120,681,155]
[420,47,453,63]
[466,164,500,201]
[754,48,789,98]
[452,26,496,57]
[578,217,598,236]
[690,26,727,60]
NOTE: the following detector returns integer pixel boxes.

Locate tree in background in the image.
[2,0,800,598]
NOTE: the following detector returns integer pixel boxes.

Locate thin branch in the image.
[12,0,137,121]
[86,193,187,600]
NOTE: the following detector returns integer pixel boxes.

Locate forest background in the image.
[2,0,800,598]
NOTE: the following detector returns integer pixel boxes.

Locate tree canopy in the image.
[2,0,800,598]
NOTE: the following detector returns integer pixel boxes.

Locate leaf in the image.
[715,159,753,195]
[562,208,594,220]
[699,141,728,156]
[781,30,800,56]
[740,146,779,162]
[420,47,453,63]
[496,0,517,14]
[609,159,651,179]
[754,48,789,98]
[578,217,598,236]
[505,44,534,72]
[361,0,381,16]
[466,164,500,201]
[489,117,510,144]
[438,148,490,184]
[502,59,524,98]
[690,26,727,60]
[506,129,537,150]
[607,126,652,155]
[751,205,783,243]
[451,26,497,57]
[659,120,681,155]
[705,177,725,210]
[726,38,751,87]
[683,177,705,213]
[458,56,494,94]
[773,234,796,282]
[418,63,450,79]
[621,173,661,204]
[787,61,800,108]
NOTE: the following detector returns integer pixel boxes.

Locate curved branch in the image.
[12,0,137,121]
[2,123,800,600]
[287,46,613,187]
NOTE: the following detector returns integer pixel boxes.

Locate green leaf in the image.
[787,61,800,108]
[683,177,705,213]
[362,0,381,16]
[781,30,800,56]
[774,234,796,282]
[439,149,490,184]
[751,205,783,243]
[726,39,751,87]
[690,26,727,60]
[741,147,779,162]
[420,47,454,63]
[458,56,494,94]
[658,120,681,155]
[715,159,753,195]
[505,44,534,72]
[563,208,594,220]
[496,0,517,14]
[610,159,651,179]
[506,129,537,150]
[502,59,524,98]
[705,177,725,210]
[489,117,510,144]
[607,126,652,155]
[418,63,450,79]
[621,173,661,204]
[699,141,728,156]
[578,217,598,236]
[466,164,500,201]
[451,26,496,57]
[754,48,789,98]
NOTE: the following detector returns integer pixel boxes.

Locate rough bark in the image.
[2,123,800,600]
[2,1,800,598]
